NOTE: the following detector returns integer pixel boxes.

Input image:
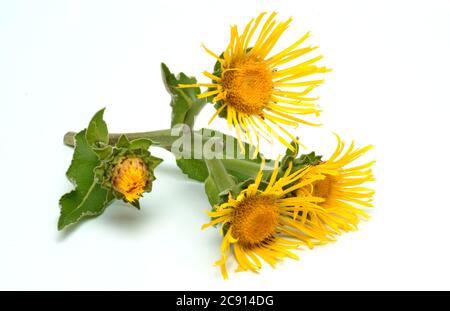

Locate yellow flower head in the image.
[111,157,150,202]
[202,160,331,279]
[296,135,375,235]
[180,12,329,151]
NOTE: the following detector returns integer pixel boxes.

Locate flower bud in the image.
[111,157,150,203]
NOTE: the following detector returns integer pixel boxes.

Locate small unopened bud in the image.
[111,157,150,202]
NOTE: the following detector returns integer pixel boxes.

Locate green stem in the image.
[63,129,266,182]
[204,158,237,194]
[184,100,207,128]
[222,159,272,180]
[64,129,177,150]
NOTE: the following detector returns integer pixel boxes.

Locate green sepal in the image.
[161,63,206,128]
[296,152,322,166]
[129,138,153,150]
[92,145,113,160]
[131,200,141,210]
[115,135,154,150]
[279,140,323,176]
[116,134,130,148]
[148,154,163,168]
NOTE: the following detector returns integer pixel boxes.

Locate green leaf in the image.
[58,130,112,230]
[86,108,108,146]
[116,134,130,148]
[176,158,209,182]
[161,63,206,128]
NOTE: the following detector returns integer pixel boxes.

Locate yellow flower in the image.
[111,157,150,202]
[179,12,329,151]
[202,160,331,279]
[296,136,375,235]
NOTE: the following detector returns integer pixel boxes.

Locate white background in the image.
[1,0,449,290]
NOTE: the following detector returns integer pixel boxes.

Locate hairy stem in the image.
[64,129,176,150]
[222,159,272,179]
[204,158,238,194]
[63,128,265,181]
